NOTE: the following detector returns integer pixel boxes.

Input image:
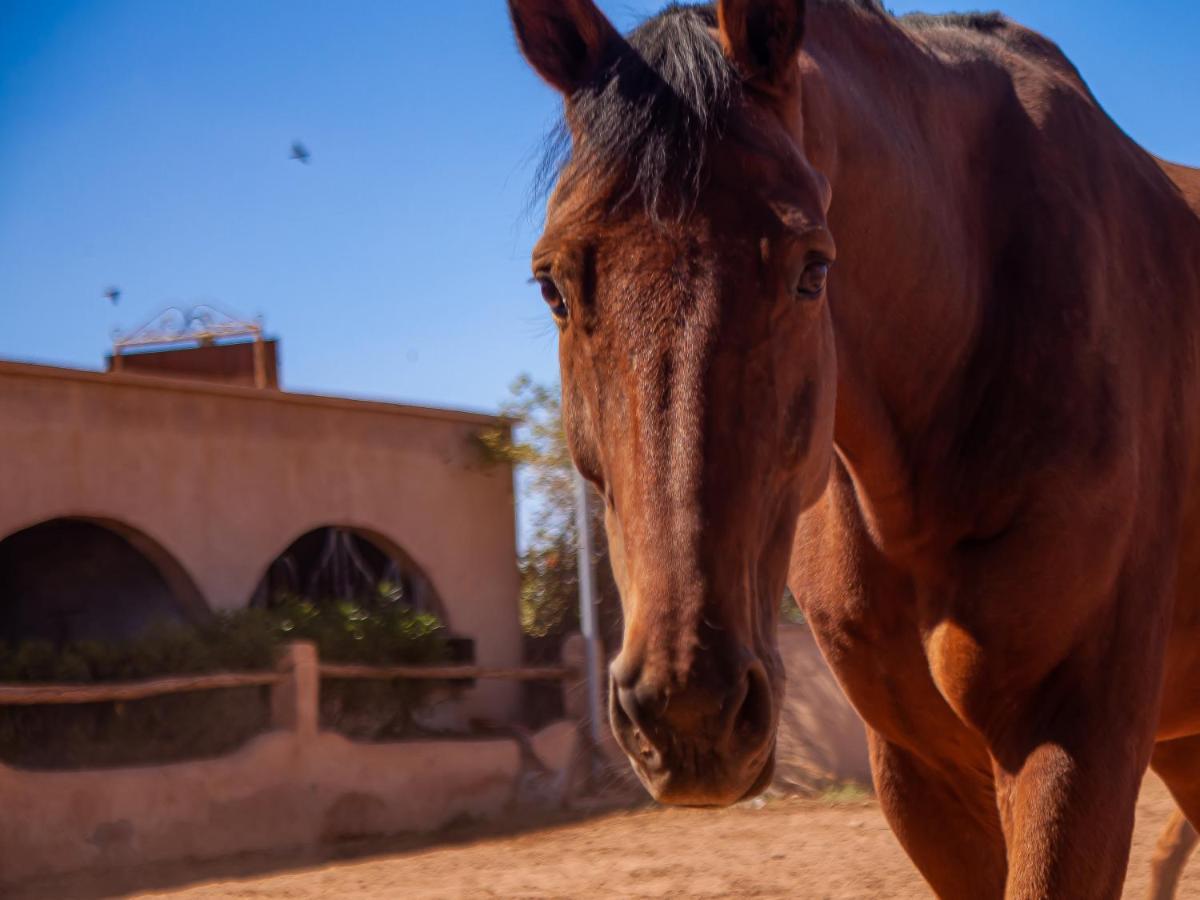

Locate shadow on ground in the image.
[6,800,641,900]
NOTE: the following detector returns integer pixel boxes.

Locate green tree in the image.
[480,376,623,647]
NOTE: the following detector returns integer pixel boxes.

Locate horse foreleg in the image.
[985,611,1162,896]
[992,732,1151,900]
[1148,735,1200,899]
[1146,808,1198,900]
[868,730,1007,899]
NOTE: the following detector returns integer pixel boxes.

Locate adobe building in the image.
[0,308,522,718]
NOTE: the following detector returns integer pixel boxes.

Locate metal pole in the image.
[574,468,605,751]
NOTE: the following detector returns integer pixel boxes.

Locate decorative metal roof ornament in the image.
[111,305,271,388]
[112,305,262,350]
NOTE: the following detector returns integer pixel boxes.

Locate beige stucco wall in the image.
[773,625,873,790]
[0,361,522,717]
[0,730,522,885]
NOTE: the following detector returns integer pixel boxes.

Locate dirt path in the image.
[68,773,1186,899]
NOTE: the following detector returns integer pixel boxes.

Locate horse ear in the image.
[717,0,806,87]
[508,0,622,96]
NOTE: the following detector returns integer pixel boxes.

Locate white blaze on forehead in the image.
[612,247,723,680]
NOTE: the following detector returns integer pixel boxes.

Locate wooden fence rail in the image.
[0,672,285,706]
[318,663,574,682]
[0,646,577,710]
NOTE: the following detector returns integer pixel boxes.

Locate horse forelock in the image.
[536,3,739,220]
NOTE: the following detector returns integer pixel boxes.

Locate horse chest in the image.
[793,484,1057,753]
[792,502,982,752]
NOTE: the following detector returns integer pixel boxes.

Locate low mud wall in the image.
[774,625,872,791]
[0,729,536,886]
[0,643,584,887]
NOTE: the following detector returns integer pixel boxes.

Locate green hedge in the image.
[0,598,449,683]
[270,596,460,743]
[0,598,456,769]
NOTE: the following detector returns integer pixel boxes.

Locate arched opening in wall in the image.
[251,526,472,741]
[250,526,449,624]
[0,517,208,645]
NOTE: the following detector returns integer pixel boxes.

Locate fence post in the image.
[573,470,605,753]
[272,640,319,740]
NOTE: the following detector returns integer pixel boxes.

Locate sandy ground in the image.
[16,772,1194,900]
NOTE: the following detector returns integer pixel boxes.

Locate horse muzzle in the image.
[608,658,778,806]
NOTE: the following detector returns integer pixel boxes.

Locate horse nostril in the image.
[616,680,666,732]
[611,676,669,771]
[732,664,772,748]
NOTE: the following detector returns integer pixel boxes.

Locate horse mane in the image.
[536,3,738,219]
[899,11,1006,32]
[535,2,1004,218]
[828,1,1005,32]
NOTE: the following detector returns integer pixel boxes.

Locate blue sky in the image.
[2,0,1197,416]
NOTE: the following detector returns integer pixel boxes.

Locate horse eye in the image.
[796,260,831,299]
[537,275,568,320]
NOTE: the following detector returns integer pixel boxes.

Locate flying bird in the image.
[290,141,311,164]
[104,286,120,305]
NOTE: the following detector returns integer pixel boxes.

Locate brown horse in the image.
[508,0,1200,896]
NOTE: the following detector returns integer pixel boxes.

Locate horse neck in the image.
[801,7,994,556]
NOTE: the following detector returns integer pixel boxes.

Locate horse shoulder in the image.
[791,464,980,758]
